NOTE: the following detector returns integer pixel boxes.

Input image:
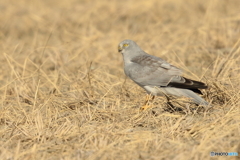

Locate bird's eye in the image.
[123,44,129,47]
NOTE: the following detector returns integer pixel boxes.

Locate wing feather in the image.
[129,55,207,94]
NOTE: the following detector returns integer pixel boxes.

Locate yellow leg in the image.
[140,94,155,111]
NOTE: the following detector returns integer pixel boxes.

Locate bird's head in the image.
[118,39,138,53]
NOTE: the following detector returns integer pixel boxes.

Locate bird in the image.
[118,39,209,110]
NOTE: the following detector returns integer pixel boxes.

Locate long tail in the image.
[161,87,209,106]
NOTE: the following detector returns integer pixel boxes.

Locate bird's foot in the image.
[140,104,152,111]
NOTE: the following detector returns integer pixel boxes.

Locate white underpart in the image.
[143,86,184,96]
[143,85,209,106]
[143,86,165,96]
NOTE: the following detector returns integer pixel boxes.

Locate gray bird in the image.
[118,39,209,108]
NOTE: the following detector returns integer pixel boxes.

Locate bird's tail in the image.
[179,89,209,106]
[161,87,209,106]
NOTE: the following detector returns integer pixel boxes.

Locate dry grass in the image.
[0,0,240,159]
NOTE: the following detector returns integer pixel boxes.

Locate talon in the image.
[140,105,152,111]
[140,94,155,111]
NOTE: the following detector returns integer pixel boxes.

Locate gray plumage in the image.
[118,39,209,106]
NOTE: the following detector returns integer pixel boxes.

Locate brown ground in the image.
[0,0,240,159]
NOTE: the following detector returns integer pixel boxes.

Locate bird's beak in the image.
[118,46,122,52]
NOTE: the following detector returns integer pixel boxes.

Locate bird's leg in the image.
[140,94,155,111]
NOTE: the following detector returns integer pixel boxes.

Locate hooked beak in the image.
[118,46,122,52]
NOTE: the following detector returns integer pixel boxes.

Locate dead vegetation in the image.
[0,0,240,159]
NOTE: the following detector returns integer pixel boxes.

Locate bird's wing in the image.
[129,55,182,86]
[130,55,207,90]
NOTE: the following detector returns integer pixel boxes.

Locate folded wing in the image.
[130,55,207,94]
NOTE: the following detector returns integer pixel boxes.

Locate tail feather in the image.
[179,89,209,106]
[161,87,209,106]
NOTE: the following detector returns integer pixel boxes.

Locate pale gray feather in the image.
[118,39,209,106]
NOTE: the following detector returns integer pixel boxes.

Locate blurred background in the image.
[1,0,240,75]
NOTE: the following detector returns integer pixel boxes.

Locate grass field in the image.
[1,0,240,159]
